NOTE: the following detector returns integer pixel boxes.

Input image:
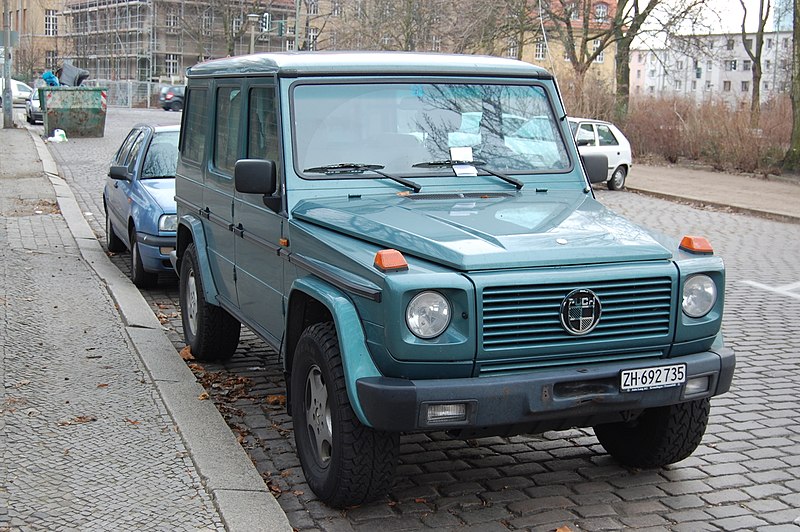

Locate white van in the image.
[0,78,34,105]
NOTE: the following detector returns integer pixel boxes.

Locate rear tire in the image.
[105,207,126,252]
[292,321,399,508]
[594,398,710,468]
[179,243,240,362]
[171,101,183,112]
[607,165,627,190]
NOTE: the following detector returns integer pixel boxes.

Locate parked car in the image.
[0,78,33,105]
[173,52,733,508]
[568,117,632,190]
[26,89,43,124]
[104,124,180,287]
[159,85,185,111]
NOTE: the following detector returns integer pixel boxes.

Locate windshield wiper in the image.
[303,163,421,193]
[412,160,524,190]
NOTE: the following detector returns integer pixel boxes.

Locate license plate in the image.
[621,364,686,392]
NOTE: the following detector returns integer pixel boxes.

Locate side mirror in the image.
[580,153,608,184]
[234,159,277,195]
[109,165,130,180]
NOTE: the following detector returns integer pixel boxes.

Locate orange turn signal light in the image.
[279,238,289,247]
[374,249,408,272]
[679,235,713,255]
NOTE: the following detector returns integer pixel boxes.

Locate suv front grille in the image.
[481,277,673,352]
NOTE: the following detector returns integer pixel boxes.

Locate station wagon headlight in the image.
[159,214,177,232]
[682,274,717,318]
[406,291,451,339]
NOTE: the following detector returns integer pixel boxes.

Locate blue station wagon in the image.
[172,52,734,508]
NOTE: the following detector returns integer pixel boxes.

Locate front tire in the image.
[594,398,710,468]
[129,227,158,288]
[179,243,240,362]
[607,165,627,190]
[291,322,399,508]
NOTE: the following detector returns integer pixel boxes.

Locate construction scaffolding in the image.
[61,0,295,86]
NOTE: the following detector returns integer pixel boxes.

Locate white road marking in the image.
[741,280,800,301]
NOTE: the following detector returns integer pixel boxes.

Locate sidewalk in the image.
[627,163,800,224]
[0,126,290,531]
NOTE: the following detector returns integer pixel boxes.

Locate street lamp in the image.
[247,13,259,55]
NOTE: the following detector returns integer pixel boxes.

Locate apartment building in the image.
[630,31,793,106]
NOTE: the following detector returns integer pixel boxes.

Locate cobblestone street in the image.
[44,108,800,531]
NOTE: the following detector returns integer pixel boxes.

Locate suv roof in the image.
[186,51,553,79]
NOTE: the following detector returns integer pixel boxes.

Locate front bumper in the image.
[356,347,734,435]
[136,232,176,272]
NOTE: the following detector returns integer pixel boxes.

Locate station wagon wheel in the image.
[291,321,399,508]
[171,101,182,112]
[593,397,710,468]
[104,205,125,253]
[179,243,240,362]
[608,165,627,190]
[129,226,158,288]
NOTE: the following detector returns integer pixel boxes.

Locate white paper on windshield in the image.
[450,146,477,176]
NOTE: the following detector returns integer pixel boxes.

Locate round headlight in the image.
[406,291,451,339]
[682,274,717,318]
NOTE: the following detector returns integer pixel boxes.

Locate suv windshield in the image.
[293,82,570,178]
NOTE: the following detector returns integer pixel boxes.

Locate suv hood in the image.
[292,192,672,270]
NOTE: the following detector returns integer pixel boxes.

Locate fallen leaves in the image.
[58,415,97,426]
[179,346,194,361]
[198,392,210,401]
[266,395,286,406]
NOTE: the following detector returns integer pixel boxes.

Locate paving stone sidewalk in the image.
[0,128,224,531]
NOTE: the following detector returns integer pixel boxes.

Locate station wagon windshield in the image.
[293,82,570,178]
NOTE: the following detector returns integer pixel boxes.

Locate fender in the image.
[177,214,221,306]
[290,276,381,427]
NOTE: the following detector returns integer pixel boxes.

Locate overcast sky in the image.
[701,0,791,33]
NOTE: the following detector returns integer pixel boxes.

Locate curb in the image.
[28,130,292,532]
[626,186,800,225]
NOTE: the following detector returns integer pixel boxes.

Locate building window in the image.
[309,27,319,50]
[705,80,712,90]
[45,10,58,36]
[691,80,697,90]
[744,38,753,50]
[636,69,641,79]
[765,59,772,69]
[593,39,604,63]
[534,40,546,60]
[638,52,644,63]
[706,60,712,71]
[166,11,179,33]
[165,54,179,77]
[648,86,654,94]
[726,39,734,50]
[767,38,773,48]
[45,50,58,69]
[743,59,751,70]
[309,0,319,15]
[648,69,655,77]
[594,3,608,22]
[202,10,213,35]
[354,0,366,18]
[723,80,731,91]
[507,38,518,59]
[784,38,790,48]
[764,81,769,90]
[676,60,683,70]
[724,60,737,71]
[741,80,749,92]
[431,35,441,52]
[675,79,682,90]
[332,0,342,16]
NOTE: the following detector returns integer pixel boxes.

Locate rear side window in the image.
[182,88,208,164]
[214,87,243,174]
[597,124,619,146]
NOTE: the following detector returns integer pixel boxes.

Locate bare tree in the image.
[782,0,799,171]
[739,0,771,128]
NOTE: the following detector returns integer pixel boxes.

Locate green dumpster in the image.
[41,86,108,138]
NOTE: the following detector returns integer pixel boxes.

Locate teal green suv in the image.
[172,52,734,508]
